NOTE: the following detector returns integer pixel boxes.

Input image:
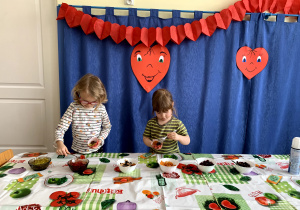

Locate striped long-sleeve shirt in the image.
[143,117,188,154]
[55,102,111,154]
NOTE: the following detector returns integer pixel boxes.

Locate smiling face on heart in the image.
[236,46,269,80]
[131,43,171,92]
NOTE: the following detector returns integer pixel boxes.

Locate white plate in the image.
[44,174,73,188]
[161,153,183,161]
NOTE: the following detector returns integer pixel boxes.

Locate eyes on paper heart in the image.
[131,43,171,92]
[236,46,269,80]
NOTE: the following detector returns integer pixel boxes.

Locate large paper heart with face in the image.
[236,46,269,79]
[131,43,171,92]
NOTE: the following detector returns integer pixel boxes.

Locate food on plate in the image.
[236,161,250,167]
[120,160,136,167]
[10,188,31,198]
[160,161,175,167]
[163,154,178,160]
[199,160,214,166]
[83,169,94,175]
[48,177,68,185]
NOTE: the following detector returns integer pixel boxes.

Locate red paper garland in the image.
[57,0,300,46]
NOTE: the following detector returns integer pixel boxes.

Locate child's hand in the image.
[56,141,70,156]
[167,132,178,141]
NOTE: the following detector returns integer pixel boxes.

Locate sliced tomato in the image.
[221,200,236,209]
[208,202,221,210]
[177,163,186,169]
[50,199,66,207]
[66,199,82,207]
[114,166,121,172]
[194,171,202,175]
[182,169,193,175]
[83,169,93,174]
[255,196,276,206]
[66,192,80,199]
[49,191,66,200]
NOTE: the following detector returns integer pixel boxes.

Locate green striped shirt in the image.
[143,117,188,154]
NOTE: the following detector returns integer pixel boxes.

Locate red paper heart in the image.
[131,43,171,92]
[236,46,269,79]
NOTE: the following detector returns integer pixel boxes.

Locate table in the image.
[0,152,299,209]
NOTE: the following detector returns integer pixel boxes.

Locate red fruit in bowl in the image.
[83,169,93,174]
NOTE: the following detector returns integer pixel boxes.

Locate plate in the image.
[162,153,183,161]
[44,174,73,188]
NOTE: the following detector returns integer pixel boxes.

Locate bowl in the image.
[87,137,100,149]
[151,139,163,150]
[117,158,138,173]
[158,158,179,173]
[67,158,89,172]
[196,158,216,173]
[234,159,255,174]
[28,156,51,171]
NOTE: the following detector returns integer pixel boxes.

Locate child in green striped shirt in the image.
[143,89,190,154]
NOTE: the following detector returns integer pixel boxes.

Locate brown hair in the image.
[152,89,176,115]
[72,74,107,109]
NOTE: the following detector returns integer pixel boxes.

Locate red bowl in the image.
[67,159,89,172]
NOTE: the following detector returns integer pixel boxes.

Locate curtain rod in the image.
[58,4,300,17]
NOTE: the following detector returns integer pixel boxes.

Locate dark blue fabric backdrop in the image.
[57,6,300,154]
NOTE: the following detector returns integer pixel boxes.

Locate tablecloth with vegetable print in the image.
[0,152,299,210]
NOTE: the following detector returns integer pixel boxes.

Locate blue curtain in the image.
[57,6,300,154]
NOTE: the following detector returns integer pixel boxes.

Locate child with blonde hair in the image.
[143,89,190,154]
[55,74,111,155]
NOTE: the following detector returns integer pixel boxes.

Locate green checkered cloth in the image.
[179,153,213,160]
[202,165,250,184]
[85,153,121,158]
[138,155,157,164]
[119,168,140,178]
[273,155,289,160]
[73,164,106,184]
[181,173,207,185]
[270,200,297,210]
[214,193,251,210]
[267,181,296,193]
[195,195,216,209]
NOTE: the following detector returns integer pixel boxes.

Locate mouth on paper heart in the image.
[245,67,257,72]
[142,72,159,82]
[131,43,171,92]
